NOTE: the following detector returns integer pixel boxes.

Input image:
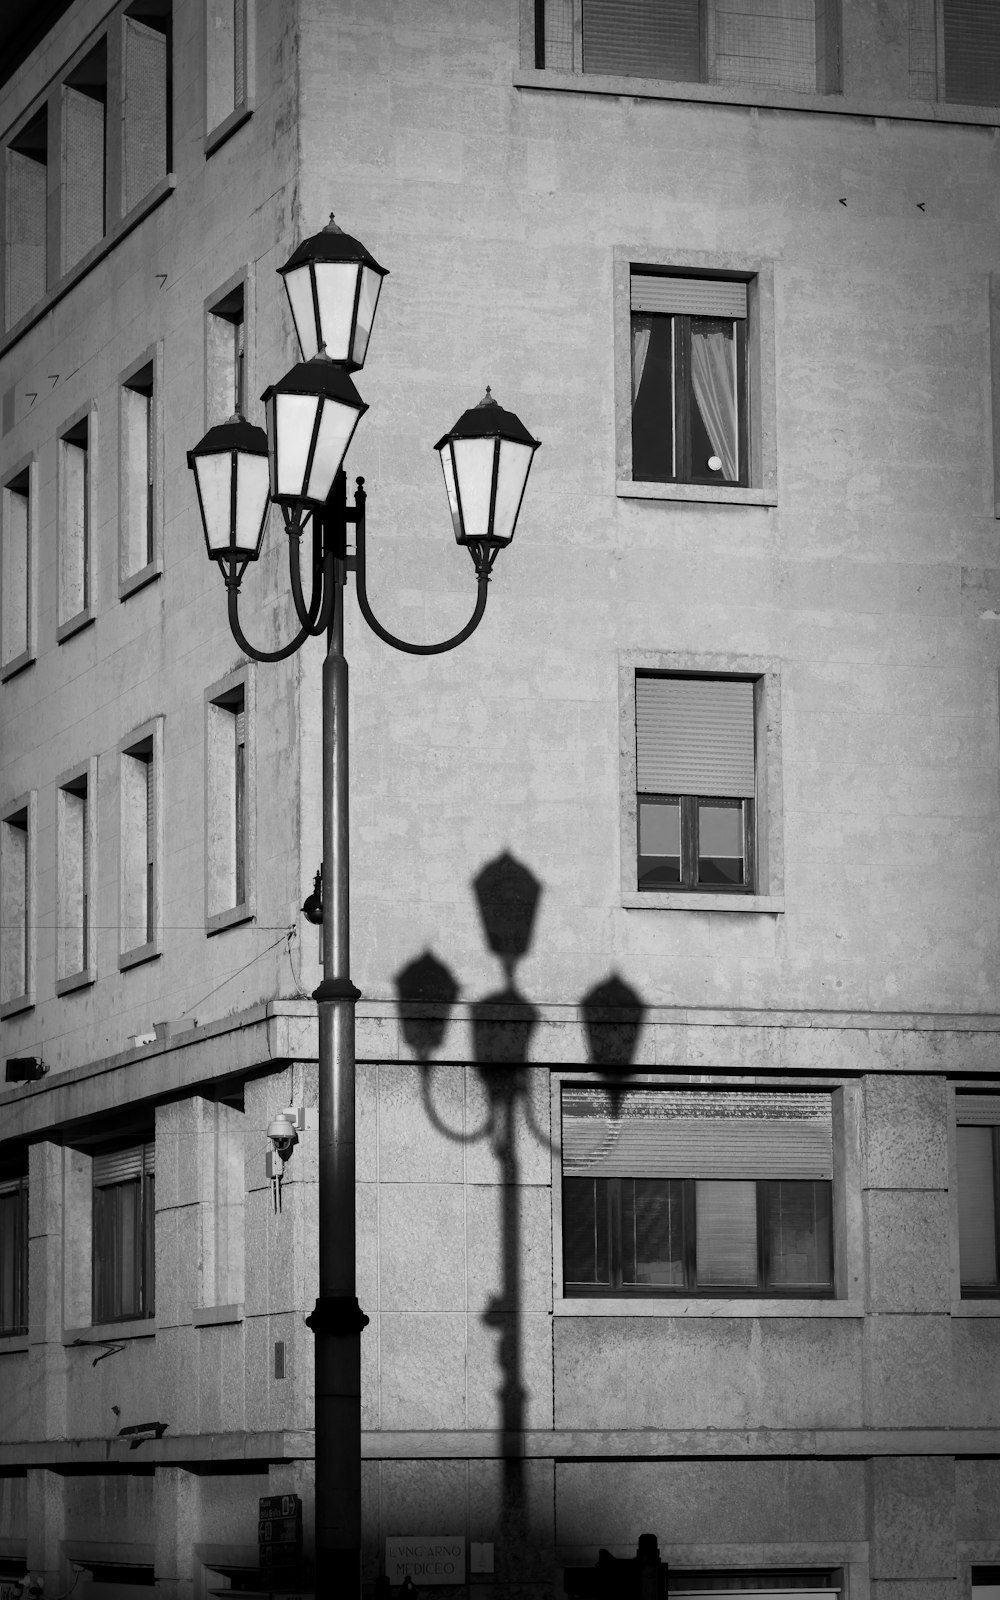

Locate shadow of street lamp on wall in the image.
[186,215,541,1597]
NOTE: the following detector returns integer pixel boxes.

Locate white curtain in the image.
[691,323,738,480]
[631,317,652,403]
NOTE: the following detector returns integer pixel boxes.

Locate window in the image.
[561,1087,834,1297]
[2,467,33,673]
[908,0,1000,104]
[120,725,160,965]
[120,358,157,588]
[957,1095,1000,1296]
[58,415,92,631]
[63,40,107,272]
[535,0,841,93]
[0,1177,28,1335]
[206,282,246,425]
[206,0,249,139]
[122,3,172,215]
[206,674,252,929]
[631,275,749,488]
[92,1142,155,1322]
[4,107,48,330]
[0,796,34,1014]
[636,674,756,893]
[57,765,95,990]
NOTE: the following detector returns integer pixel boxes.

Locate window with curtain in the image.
[636,673,756,892]
[957,1095,1000,1295]
[536,1,841,94]
[631,274,750,487]
[562,1087,834,1296]
[0,1177,28,1334]
[92,1142,155,1322]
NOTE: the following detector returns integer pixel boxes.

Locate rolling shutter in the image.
[636,676,755,798]
[582,0,701,81]
[93,1141,154,1186]
[943,0,1000,105]
[562,1088,833,1180]
[956,1095,1000,1124]
[122,16,167,212]
[631,275,747,319]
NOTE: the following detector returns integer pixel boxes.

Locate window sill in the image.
[119,942,160,973]
[64,1319,156,1344]
[119,563,161,602]
[57,610,95,645]
[56,969,95,997]
[617,479,776,507]
[192,1303,243,1327]
[206,904,253,937]
[1,649,35,683]
[204,102,253,156]
[623,891,784,913]
[953,1298,1000,1314]
[0,994,34,1020]
[0,1333,28,1351]
[514,67,1000,129]
[1,175,176,357]
[555,1297,862,1317]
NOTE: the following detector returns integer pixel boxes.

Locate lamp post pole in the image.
[187,216,539,1595]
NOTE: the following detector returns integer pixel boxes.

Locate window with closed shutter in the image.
[636,674,756,892]
[4,108,48,330]
[0,1177,28,1334]
[562,1087,834,1295]
[92,1142,155,1322]
[956,1095,1000,1294]
[62,40,108,272]
[942,0,1000,104]
[122,7,170,213]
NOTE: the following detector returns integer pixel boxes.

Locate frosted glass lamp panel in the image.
[351,265,384,367]
[452,436,497,541]
[270,392,318,499]
[234,451,271,555]
[196,452,235,556]
[439,445,463,541]
[283,265,320,362]
[304,397,360,504]
[492,438,535,544]
[314,262,358,364]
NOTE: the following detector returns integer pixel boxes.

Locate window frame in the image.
[615,250,776,506]
[0,789,36,1018]
[57,403,97,640]
[954,1093,1000,1301]
[0,1175,29,1336]
[205,665,255,933]
[1,456,37,679]
[205,0,254,155]
[118,717,163,970]
[55,756,98,994]
[91,1140,155,1324]
[552,1074,859,1316]
[620,651,784,913]
[118,346,162,597]
[205,269,252,428]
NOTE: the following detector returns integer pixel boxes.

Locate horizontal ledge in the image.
[622,893,785,914]
[361,1426,1000,1459]
[0,1428,312,1469]
[56,611,95,645]
[513,68,1000,128]
[617,481,777,507]
[204,101,253,156]
[63,1319,155,1344]
[55,970,95,997]
[554,1298,861,1317]
[119,564,162,602]
[951,1299,1000,1316]
[0,1336,28,1353]
[192,1303,244,1327]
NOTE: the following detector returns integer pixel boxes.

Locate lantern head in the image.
[261,358,368,522]
[434,389,540,560]
[187,416,271,585]
[278,215,388,370]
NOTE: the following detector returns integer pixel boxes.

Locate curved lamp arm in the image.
[288,512,332,636]
[352,482,491,656]
[227,582,319,663]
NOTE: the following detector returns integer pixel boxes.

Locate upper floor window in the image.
[562,1087,835,1297]
[92,1142,155,1322]
[4,107,48,327]
[206,0,249,140]
[62,40,108,273]
[909,0,1000,104]
[0,1176,28,1335]
[0,795,34,1016]
[122,2,172,213]
[957,1094,1000,1296]
[58,413,93,633]
[206,282,247,425]
[1,466,33,675]
[536,0,841,94]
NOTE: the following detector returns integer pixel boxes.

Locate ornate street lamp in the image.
[186,218,539,1595]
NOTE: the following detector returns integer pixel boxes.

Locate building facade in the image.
[2,0,1000,1592]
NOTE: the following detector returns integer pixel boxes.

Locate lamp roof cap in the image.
[186,415,268,465]
[435,387,540,450]
[261,358,366,406]
[279,214,388,278]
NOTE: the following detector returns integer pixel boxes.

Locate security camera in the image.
[267,1110,299,1159]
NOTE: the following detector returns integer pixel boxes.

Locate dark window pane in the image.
[631,315,675,482]
[563,1177,610,1285]
[94,1178,144,1321]
[765,1180,833,1289]
[958,1126,999,1286]
[622,1178,685,1285]
[698,800,745,885]
[695,1179,758,1287]
[638,798,681,888]
[689,317,740,482]
[0,1185,27,1333]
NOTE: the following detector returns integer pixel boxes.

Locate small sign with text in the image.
[386,1537,466,1585]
